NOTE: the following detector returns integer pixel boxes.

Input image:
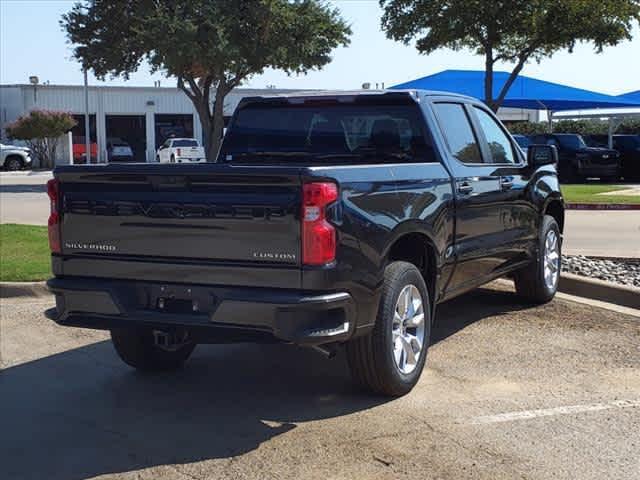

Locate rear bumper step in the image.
[46,277,356,345]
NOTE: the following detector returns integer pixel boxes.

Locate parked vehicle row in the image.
[583,134,640,181]
[513,132,640,182]
[46,89,564,396]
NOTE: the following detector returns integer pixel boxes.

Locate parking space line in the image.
[471,399,640,425]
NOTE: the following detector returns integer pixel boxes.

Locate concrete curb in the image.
[0,281,49,299]
[558,273,640,310]
[565,203,640,210]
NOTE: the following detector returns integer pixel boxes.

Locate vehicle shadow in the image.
[432,284,531,344]
[2,284,527,480]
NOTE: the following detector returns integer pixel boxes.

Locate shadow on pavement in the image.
[1,285,527,480]
[432,285,531,343]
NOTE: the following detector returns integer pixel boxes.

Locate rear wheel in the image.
[4,156,23,171]
[514,215,561,304]
[110,328,196,371]
[347,261,431,396]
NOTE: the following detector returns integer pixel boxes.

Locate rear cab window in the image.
[220,96,436,164]
[172,139,198,147]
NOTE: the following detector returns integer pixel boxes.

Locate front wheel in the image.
[347,261,431,396]
[4,156,23,171]
[110,328,196,371]
[513,215,561,304]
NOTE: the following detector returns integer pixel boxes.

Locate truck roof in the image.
[238,89,477,105]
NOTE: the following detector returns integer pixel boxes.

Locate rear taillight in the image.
[302,182,338,265]
[177,148,181,157]
[47,179,61,253]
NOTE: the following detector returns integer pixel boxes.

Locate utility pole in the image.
[83,67,91,163]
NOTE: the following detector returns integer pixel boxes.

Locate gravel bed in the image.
[562,255,640,288]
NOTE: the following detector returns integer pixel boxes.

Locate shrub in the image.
[5,110,76,168]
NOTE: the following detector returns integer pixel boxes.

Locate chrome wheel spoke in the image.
[543,229,560,290]
[405,312,425,328]
[392,284,426,375]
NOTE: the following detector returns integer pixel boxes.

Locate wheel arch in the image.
[384,230,439,312]
[4,154,25,168]
[543,198,565,234]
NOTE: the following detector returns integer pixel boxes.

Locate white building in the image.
[1,83,538,165]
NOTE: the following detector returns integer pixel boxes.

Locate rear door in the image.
[431,101,507,294]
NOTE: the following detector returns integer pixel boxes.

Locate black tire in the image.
[513,215,561,304]
[4,156,23,171]
[156,155,160,162]
[170,154,175,163]
[110,328,196,371]
[346,261,431,397]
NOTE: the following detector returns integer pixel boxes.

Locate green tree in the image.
[5,110,77,169]
[62,0,351,161]
[380,0,640,112]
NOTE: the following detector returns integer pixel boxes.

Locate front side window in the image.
[473,107,516,163]
[433,103,482,164]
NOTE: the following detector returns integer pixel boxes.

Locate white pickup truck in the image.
[156,138,206,163]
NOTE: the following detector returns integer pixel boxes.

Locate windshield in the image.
[557,135,587,149]
[173,139,198,147]
[220,102,434,163]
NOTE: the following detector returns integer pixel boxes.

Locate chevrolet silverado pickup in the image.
[46,90,564,396]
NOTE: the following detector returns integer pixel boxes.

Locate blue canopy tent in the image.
[618,90,640,102]
[391,70,640,111]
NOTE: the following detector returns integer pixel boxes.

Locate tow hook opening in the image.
[153,329,190,351]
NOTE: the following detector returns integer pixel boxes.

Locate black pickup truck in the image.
[529,133,620,182]
[46,90,564,396]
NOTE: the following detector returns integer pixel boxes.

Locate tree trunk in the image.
[484,49,496,112]
[494,57,527,112]
[189,85,226,162]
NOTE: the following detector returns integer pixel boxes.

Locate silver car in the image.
[1,143,33,170]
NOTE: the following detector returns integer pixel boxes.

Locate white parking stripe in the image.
[471,399,640,425]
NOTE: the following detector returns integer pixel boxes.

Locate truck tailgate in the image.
[56,165,302,270]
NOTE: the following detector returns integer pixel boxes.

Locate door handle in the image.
[500,177,514,190]
[457,182,473,195]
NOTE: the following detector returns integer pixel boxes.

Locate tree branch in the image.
[177,76,196,101]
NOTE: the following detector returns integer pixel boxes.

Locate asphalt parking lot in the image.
[2,283,639,480]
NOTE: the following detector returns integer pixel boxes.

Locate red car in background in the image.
[72,137,98,163]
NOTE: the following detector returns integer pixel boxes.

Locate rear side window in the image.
[433,103,482,164]
[221,101,435,164]
[473,107,516,163]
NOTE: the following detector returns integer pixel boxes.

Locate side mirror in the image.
[527,144,558,167]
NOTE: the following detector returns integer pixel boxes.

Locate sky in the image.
[1,0,639,96]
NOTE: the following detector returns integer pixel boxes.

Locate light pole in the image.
[83,67,91,163]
